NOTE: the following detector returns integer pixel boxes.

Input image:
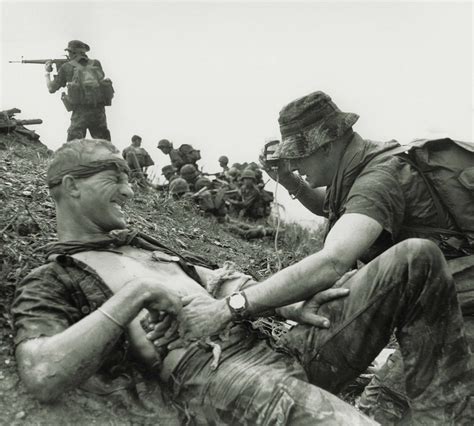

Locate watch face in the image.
[229,293,246,310]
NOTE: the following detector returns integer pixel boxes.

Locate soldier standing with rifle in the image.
[44,40,114,141]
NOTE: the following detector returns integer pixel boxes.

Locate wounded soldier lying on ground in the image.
[12,139,472,425]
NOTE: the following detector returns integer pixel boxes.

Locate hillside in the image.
[0,131,325,424]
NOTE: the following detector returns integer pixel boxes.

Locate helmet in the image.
[218,155,229,164]
[240,169,256,180]
[180,164,198,176]
[227,167,240,177]
[195,177,212,191]
[169,178,189,195]
[157,139,172,149]
[161,165,176,174]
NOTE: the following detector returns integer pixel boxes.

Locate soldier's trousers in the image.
[169,239,471,424]
[280,238,473,425]
[67,106,111,141]
[357,253,474,424]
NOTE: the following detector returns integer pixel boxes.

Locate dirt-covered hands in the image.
[179,293,232,341]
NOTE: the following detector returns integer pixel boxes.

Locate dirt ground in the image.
[0,133,328,424]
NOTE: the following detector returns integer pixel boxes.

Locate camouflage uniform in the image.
[49,57,111,142]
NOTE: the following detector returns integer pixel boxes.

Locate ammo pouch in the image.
[100,78,115,106]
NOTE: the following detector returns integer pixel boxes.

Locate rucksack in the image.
[66,59,114,107]
[178,144,201,164]
[388,138,474,251]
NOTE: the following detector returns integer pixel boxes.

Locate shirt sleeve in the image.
[49,65,69,92]
[343,160,406,237]
[12,264,79,346]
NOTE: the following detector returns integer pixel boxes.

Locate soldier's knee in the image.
[400,238,444,263]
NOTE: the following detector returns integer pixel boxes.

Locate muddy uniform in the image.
[323,133,474,422]
[13,230,472,424]
[49,58,111,141]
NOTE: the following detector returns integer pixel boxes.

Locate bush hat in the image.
[275,91,359,160]
[65,40,90,52]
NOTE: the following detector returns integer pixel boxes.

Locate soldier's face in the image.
[291,148,333,188]
[74,150,134,232]
[242,178,254,187]
[159,146,171,155]
[164,171,173,180]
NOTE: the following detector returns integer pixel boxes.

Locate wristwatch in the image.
[226,291,249,320]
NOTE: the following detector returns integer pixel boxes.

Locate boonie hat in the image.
[65,40,90,52]
[275,91,359,160]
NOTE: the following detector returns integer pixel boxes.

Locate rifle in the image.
[9,57,68,71]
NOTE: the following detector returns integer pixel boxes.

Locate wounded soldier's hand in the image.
[143,312,184,352]
[276,270,356,328]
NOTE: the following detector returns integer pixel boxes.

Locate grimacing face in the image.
[71,151,134,232]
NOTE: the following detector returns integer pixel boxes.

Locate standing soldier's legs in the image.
[67,109,88,141]
[280,239,473,424]
[87,106,111,141]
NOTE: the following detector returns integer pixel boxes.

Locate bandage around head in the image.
[47,159,130,188]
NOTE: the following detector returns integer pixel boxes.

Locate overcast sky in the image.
[1,0,472,224]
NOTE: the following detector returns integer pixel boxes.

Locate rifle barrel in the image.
[16,119,43,125]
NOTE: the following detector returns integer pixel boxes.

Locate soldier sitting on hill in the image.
[234,169,267,220]
[157,139,200,172]
[122,135,154,181]
[180,164,201,192]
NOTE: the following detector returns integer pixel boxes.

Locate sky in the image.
[1,0,472,225]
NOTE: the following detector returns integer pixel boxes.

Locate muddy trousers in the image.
[67,106,111,141]
[358,254,474,425]
[169,329,376,425]
[279,239,473,425]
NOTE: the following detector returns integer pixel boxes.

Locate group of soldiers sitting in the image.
[122,135,274,223]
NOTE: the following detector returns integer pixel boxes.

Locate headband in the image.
[47,159,130,188]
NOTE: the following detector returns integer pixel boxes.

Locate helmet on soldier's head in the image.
[218,155,229,166]
[228,167,239,178]
[157,139,172,149]
[240,169,256,180]
[180,164,198,178]
[195,177,212,191]
[65,40,90,52]
[169,178,189,195]
[161,165,176,175]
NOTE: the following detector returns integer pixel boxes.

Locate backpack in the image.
[178,144,201,164]
[388,138,474,251]
[66,59,114,107]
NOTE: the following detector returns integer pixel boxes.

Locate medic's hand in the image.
[45,61,53,73]
[178,293,231,341]
[276,270,357,327]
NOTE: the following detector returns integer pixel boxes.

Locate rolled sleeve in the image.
[344,162,406,237]
[12,265,79,346]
